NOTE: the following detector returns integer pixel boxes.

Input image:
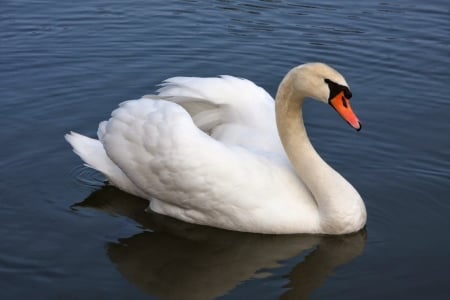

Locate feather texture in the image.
[66,63,366,234]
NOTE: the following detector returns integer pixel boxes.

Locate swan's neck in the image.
[275,75,366,234]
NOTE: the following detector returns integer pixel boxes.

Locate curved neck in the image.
[275,75,335,202]
[275,73,365,233]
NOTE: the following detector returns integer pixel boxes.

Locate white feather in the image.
[66,63,366,234]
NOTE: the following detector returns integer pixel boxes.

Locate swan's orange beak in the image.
[329,91,361,131]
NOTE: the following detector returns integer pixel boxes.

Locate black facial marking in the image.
[324,78,352,101]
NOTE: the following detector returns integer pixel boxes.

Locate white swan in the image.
[66,62,366,234]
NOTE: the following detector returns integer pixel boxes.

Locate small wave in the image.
[69,164,106,188]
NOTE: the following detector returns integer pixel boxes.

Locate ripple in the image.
[1,0,449,299]
[69,165,106,188]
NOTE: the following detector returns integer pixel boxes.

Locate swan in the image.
[65,62,366,234]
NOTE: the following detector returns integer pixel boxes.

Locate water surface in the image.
[1,0,449,299]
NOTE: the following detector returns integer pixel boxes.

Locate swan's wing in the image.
[100,98,311,230]
[101,98,264,199]
[157,75,274,119]
[154,76,279,148]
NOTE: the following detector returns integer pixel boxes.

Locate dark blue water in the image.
[1,1,449,299]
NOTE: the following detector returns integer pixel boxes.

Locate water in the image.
[1,0,449,299]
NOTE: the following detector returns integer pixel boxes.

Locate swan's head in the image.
[291,62,361,131]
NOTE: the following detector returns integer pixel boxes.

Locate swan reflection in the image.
[75,186,366,300]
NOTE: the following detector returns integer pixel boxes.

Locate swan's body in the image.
[66,63,366,234]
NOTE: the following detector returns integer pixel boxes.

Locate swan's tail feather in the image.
[65,132,110,174]
[65,132,146,197]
